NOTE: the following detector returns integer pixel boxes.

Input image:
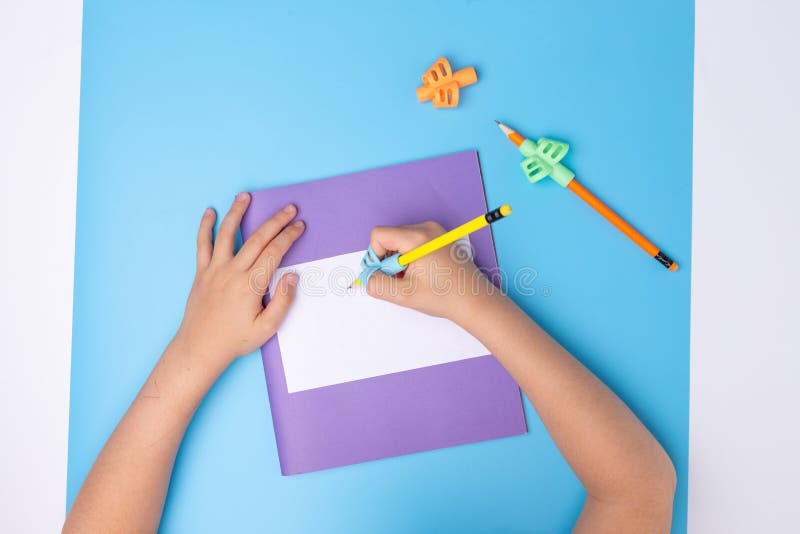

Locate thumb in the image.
[255,271,299,336]
[366,270,414,306]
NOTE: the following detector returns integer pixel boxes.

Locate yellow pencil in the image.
[354,205,512,287]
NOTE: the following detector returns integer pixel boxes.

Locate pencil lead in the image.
[496,121,514,137]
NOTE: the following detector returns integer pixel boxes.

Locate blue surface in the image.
[68,1,693,532]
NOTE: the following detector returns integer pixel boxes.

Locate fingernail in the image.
[293,220,305,228]
[283,203,296,214]
[285,272,299,286]
[236,192,249,202]
[204,207,214,217]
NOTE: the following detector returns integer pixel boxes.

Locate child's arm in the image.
[63,193,304,533]
[366,222,677,534]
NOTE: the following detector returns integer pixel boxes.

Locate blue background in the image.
[68,1,693,532]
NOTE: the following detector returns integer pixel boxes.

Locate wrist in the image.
[168,332,234,380]
[135,336,227,421]
[447,284,508,331]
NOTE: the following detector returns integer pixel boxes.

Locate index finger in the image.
[235,203,298,269]
[368,223,440,258]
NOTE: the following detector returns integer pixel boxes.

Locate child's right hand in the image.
[365,222,491,321]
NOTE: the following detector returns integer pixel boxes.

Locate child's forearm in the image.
[63,337,224,533]
[453,291,676,531]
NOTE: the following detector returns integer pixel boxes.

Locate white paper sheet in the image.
[268,249,490,393]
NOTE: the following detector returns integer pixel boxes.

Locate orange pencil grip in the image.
[416,57,477,108]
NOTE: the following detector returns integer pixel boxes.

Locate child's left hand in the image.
[64,192,305,532]
[174,192,305,371]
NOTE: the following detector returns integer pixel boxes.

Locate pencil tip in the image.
[494,119,500,124]
[495,121,514,136]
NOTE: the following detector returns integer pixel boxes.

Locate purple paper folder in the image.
[240,150,527,475]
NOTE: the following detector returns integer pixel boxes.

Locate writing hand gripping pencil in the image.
[364,221,486,318]
[354,205,510,288]
[365,223,677,534]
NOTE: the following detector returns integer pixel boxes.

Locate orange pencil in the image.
[496,121,678,272]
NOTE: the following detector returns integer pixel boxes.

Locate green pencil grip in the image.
[518,137,575,187]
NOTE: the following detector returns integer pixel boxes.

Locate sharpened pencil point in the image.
[496,121,515,137]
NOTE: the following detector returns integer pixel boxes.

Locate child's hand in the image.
[175,193,305,369]
[365,222,488,321]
